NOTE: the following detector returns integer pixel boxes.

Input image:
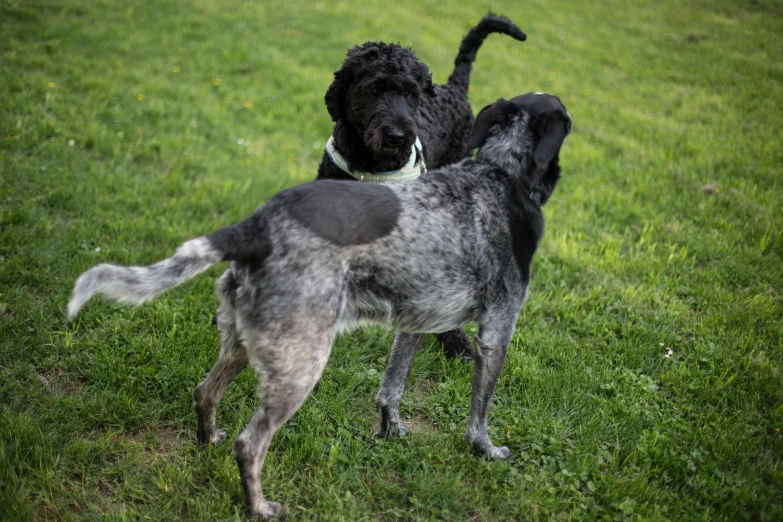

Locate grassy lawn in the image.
[2,0,782,520]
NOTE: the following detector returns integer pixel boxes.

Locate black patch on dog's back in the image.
[284,180,401,246]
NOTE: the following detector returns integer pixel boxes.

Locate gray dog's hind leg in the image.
[193,342,248,445]
[464,307,521,460]
[376,332,424,439]
[194,276,248,445]
[234,329,333,520]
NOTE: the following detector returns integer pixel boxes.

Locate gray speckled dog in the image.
[68,92,571,520]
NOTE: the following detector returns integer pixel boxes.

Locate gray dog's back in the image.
[234,166,518,335]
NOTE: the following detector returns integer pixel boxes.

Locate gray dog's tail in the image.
[67,214,268,319]
[447,13,527,95]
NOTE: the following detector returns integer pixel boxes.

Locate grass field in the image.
[2,0,782,520]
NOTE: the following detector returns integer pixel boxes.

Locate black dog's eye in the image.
[404,91,412,99]
[370,89,379,96]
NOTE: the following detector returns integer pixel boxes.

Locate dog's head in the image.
[325,42,437,165]
[469,92,571,205]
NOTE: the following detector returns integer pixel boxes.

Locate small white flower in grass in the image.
[68,139,75,146]
[95,247,101,252]
[664,347,673,358]
[236,138,244,145]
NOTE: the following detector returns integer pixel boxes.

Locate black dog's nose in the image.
[383,132,405,148]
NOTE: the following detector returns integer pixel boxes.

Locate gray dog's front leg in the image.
[464,340,511,460]
[376,332,423,439]
[464,311,519,460]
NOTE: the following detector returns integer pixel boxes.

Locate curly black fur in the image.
[317,13,526,179]
[316,13,527,360]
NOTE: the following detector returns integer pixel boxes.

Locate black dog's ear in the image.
[532,112,571,174]
[326,43,381,121]
[325,69,350,122]
[415,62,437,98]
[467,99,515,149]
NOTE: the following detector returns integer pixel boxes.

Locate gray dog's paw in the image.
[466,434,513,461]
[197,428,229,446]
[212,428,229,445]
[487,445,512,461]
[473,443,512,461]
[249,501,286,520]
[377,422,411,440]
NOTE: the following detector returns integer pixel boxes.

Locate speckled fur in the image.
[68,93,570,520]
[316,12,526,359]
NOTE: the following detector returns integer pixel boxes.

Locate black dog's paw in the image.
[437,329,474,361]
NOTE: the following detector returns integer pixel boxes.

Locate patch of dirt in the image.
[372,413,436,438]
[153,427,187,456]
[36,373,52,391]
[386,471,403,485]
[404,414,437,435]
[36,371,86,396]
[98,478,116,498]
[112,427,187,464]
[412,381,432,400]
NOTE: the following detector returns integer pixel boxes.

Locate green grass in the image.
[2,0,782,520]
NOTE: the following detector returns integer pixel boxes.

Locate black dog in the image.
[317,13,527,360]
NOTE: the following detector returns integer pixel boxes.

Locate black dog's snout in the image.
[383,131,405,148]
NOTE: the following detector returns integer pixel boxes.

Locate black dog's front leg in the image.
[436,328,474,361]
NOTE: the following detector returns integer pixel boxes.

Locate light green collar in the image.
[324,136,426,182]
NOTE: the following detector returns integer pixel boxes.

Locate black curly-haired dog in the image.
[316,13,527,361]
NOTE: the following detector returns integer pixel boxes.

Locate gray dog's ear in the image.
[415,62,437,98]
[467,98,516,149]
[325,69,350,122]
[531,112,570,176]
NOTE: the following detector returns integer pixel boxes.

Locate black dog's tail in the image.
[447,13,527,95]
[67,214,269,319]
